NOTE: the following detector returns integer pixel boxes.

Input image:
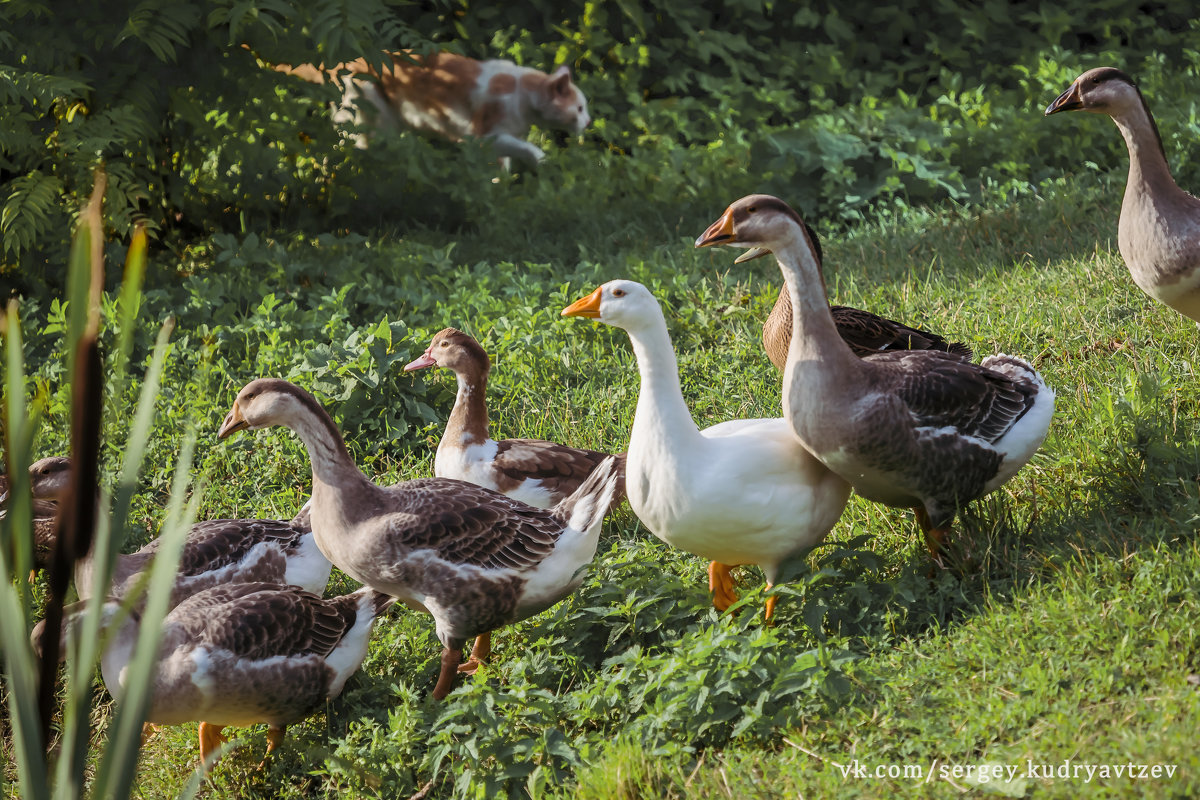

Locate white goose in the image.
[25,457,330,605]
[34,582,393,766]
[696,195,1054,560]
[403,327,626,668]
[1046,67,1200,323]
[562,280,851,619]
[217,378,619,699]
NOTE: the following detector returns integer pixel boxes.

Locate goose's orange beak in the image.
[695,208,735,248]
[1045,80,1083,115]
[562,286,603,318]
[217,401,249,439]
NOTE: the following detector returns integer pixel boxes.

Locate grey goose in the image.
[1046,67,1200,324]
[218,378,620,700]
[697,195,1055,561]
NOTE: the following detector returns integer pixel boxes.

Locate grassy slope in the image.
[559,182,1200,800]
[10,176,1200,798]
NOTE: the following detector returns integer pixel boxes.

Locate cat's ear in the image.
[548,65,573,95]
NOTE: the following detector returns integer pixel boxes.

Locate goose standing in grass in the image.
[25,456,330,604]
[0,467,62,581]
[217,378,620,699]
[738,229,972,368]
[697,195,1054,561]
[1045,67,1200,323]
[403,328,626,509]
[403,327,626,669]
[33,582,394,766]
[562,281,851,619]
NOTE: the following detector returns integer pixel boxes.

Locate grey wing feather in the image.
[492,440,627,505]
[376,478,565,572]
[868,350,1038,443]
[138,518,311,576]
[170,583,356,661]
[832,306,973,359]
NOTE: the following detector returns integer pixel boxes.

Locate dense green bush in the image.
[4,0,1199,281]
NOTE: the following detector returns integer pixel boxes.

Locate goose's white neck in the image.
[623,314,706,457]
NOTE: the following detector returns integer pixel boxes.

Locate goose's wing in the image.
[377,478,566,572]
[869,350,1038,444]
[832,306,973,359]
[492,439,626,500]
[171,583,355,660]
[139,518,311,577]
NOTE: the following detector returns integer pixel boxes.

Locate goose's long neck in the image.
[286,406,371,495]
[625,316,705,455]
[445,368,490,446]
[772,233,859,370]
[1109,97,1179,199]
[71,541,151,601]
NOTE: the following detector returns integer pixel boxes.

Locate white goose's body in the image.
[628,416,848,571]
[1046,67,1200,323]
[218,378,620,699]
[563,281,850,616]
[26,457,330,606]
[697,196,1054,556]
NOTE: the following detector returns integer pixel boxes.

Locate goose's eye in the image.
[747,206,757,214]
[440,341,449,347]
[1092,76,1101,84]
[612,288,626,298]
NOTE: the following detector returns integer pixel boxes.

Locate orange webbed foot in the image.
[257,725,286,769]
[708,561,740,612]
[458,632,491,674]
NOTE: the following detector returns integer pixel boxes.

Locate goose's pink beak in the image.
[404,349,437,371]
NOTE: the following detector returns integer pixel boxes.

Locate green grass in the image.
[7,174,1200,798]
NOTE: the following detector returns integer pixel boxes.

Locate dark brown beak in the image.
[1045,82,1083,115]
[217,401,249,439]
[695,208,736,248]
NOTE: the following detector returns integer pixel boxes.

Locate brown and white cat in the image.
[279,51,590,169]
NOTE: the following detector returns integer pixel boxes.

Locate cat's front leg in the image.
[487,133,544,171]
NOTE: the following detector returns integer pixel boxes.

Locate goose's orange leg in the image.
[140,722,160,745]
[708,561,739,611]
[198,722,227,765]
[432,647,462,701]
[266,725,285,754]
[764,584,778,623]
[458,632,491,674]
[914,506,949,570]
[256,725,286,768]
